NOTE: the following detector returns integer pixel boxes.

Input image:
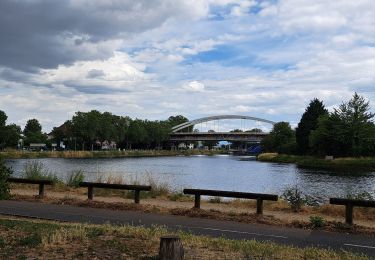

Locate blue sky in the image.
[0,0,375,132]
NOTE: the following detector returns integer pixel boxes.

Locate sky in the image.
[1,0,375,132]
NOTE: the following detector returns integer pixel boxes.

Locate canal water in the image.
[5,155,375,200]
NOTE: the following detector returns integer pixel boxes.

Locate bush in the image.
[66,170,85,188]
[23,161,61,184]
[309,216,325,228]
[281,185,306,212]
[0,160,12,200]
[209,196,222,203]
[345,191,373,200]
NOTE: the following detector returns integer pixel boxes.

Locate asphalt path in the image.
[0,200,374,257]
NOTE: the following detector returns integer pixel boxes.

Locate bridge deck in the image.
[170,132,268,142]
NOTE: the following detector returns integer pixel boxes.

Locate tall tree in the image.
[0,110,8,149]
[310,93,375,156]
[23,119,46,145]
[261,122,296,154]
[295,98,328,154]
[4,124,21,148]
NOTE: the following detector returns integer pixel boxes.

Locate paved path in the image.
[0,200,374,256]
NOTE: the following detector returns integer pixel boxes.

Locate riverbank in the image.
[257,153,375,171]
[0,149,227,159]
[9,184,375,234]
[0,216,367,259]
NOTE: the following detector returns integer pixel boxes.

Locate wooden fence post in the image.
[88,186,93,200]
[159,236,184,260]
[134,190,140,204]
[38,183,45,197]
[345,203,354,225]
[194,194,201,209]
[256,198,263,214]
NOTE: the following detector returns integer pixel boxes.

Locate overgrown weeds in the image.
[66,170,85,188]
[309,216,325,228]
[23,161,61,185]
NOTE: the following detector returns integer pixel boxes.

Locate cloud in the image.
[183,81,205,92]
[1,0,375,132]
[0,0,211,71]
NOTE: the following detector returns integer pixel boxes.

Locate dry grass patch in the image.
[0,216,370,260]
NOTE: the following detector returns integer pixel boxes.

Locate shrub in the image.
[168,192,192,202]
[0,160,12,200]
[209,197,222,203]
[309,216,325,228]
[66,170,85,188]
[345,191,373,200]
[281,185,306,212]
[23,161,61,185]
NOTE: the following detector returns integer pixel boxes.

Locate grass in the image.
[0,216,369,259]
[257,153,375,171]
[0,149,227,159]
[66,170,85,188]
[23,161,62,185]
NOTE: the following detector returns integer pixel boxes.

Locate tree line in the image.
[0,110,188,150]
[261,93,375,157]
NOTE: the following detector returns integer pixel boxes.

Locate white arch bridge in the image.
[170,115,276,143]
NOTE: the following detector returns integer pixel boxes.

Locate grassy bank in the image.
[0,216,368,259]
[257,153,375,171]
[0,149,226,160]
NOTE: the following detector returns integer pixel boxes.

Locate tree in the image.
[4,124,21,148]
[23,119,47,145]
[167,115,188,127]
[0,110,8,149]
[310,93,375,156]
[261,122,296,154]
[295,99,328,154]
[126,119,148,149]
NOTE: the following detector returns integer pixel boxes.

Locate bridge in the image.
[170,115,275,143]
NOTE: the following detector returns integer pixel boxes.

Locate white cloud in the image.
[182,81,205,92]
[1,0,375,131]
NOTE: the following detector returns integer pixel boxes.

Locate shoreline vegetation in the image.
[0,149,227,160]
[257,153,375,171]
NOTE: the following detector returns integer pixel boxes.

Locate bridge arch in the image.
[171,115,276,133]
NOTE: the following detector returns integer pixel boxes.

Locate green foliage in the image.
[281,185,306,212]
[0,159,12,200]
[0,110,22,149]
[296,99,328,155]
[66,170,85,187]
[23,161,61,184]
[310,93,375,157]
[168,192,192,202]
[23,118,47,146]
[345,190,373,200]
[309,216,325,228]
[209,196,222,203]
[261,122,296,154]
[69,110,183,150]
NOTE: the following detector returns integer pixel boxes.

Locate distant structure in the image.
[170,115,275,143]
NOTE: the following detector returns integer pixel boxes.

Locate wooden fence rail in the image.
[79,182,151,204]
[329,198,375,225]
[7,177,53,197]
[183,188,278,214]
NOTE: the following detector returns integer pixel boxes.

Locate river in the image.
[5,155,375,200]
